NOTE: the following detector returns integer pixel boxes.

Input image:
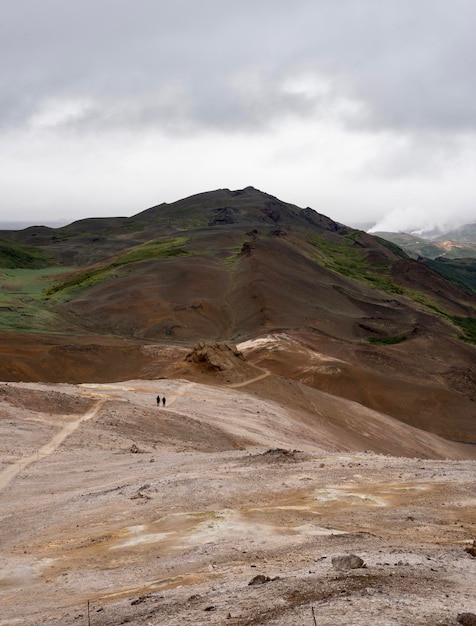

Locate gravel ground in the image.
[0,379,475,626]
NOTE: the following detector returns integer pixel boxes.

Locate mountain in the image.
[422,256,476,294]
[371,228,476,260]
[437,222,476,244]
[372,224,476,295]
[0,186,475,452]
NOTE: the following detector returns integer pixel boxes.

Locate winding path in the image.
[0,400,104,490]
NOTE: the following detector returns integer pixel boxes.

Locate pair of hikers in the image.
[156,395,166,407]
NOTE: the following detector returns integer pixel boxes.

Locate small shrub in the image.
[368,335,408,345]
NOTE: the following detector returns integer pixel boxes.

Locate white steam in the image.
[368,206,471,238]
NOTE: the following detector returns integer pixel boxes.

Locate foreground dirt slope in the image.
[0,378,475,626]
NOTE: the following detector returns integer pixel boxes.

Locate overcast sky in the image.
[1,0,475,233]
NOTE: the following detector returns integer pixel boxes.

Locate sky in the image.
[1,0,476,234]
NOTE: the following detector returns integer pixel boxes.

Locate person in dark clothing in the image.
[156,395,161,406]
[162,397,166,407]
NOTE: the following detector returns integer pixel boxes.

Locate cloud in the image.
[1,0,476,227]
[368,206,451,235]
[3,0,475,136]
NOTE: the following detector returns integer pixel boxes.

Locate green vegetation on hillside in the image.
[367,335,408,345]
[405,290,476,344]
[423,258,476,295]
[117,237,188,263]
[450,316,476,344]
[307,232,404,295]
[0,267,75,332]
[371,236,408,259]
[307,233,476,344]
[45,236,189,299]
[0,239,51,269]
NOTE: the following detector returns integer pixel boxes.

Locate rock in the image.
[185,340,244,371]
[248,574,272,585]
[130,444,140,453]
[457,613,476,625]
[331,555,365,570]
[130,490,151,501]
[187,594,201,602]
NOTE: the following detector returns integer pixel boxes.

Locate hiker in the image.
[162,396,166,407]
[156,395,161,406]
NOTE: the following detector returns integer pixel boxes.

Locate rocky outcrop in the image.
[185,340,245,371]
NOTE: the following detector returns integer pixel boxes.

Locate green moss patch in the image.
[367,335,408,345]
[45,236,189,299]
[449,316,476,344]
[307,233,404,295]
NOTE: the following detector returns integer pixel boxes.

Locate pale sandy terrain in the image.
[0,377,475,626]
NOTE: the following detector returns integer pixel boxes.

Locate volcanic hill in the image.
[0,186,475,452]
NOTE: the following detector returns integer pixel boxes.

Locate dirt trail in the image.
[165,381,197,406]
[227,370,270,388]
[0,400,104,490]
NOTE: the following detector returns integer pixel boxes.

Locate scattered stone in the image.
[204,605,216,611]
[264,448,295,457]
[464,541,476,557]
[331,555,365,570]
[457,613,476,625]
[130,490,151,501]
[258,448,303,463]
[131,595,151,606]
[130,444,140,454]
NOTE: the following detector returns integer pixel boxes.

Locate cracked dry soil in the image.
[0,379,475,626]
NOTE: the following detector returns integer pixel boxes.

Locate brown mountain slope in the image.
[40,216,476,343]
[237,333,476,444]
[1,186,474,342]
